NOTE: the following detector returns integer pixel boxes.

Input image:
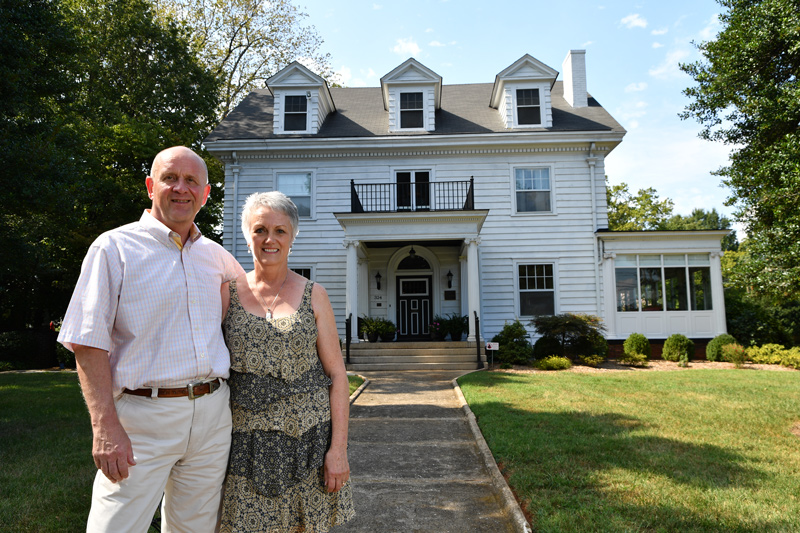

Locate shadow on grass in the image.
[460,372,789,532]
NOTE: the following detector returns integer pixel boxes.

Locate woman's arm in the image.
[312,282,351,493]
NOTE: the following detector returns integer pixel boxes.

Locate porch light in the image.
[375,271,382,290]
[446,270,453,288]
[408,247,416,258]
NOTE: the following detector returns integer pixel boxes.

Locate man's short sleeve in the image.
[57,237,122,353]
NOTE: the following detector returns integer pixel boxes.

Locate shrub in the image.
[618,351,648,366]
[781,347,800,370]
[530,313,606,359]
[706,334,737,362]
[491,320,533,365]
[662,334,694,362]
[623,333,651,359]
[533,336,563,359]
[580,354,605,367]
[678,352,689,368]
[721,343,747,368]
[535,356,572,371]
[746,343,786,365]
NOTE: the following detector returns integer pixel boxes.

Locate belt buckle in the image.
[187,380,203,400]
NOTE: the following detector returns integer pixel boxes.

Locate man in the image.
[59,146,244,532]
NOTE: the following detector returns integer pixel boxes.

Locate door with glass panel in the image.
[396,171,430,211]
[396,276,432,340]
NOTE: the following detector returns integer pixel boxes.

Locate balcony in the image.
[350,178,474,213]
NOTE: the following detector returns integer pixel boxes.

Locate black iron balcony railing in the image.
[350,178,474,213]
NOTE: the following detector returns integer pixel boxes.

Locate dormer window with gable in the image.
[400,92,424,129]
[284,95,308,131]
[381,59,442,133]
[266,61,335,135]
[516,88,541,126]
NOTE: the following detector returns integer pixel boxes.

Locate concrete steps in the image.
[344,341,486,371]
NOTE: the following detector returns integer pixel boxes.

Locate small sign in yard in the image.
[486,342,499,351]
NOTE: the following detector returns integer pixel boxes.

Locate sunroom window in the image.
[615,254,712,312]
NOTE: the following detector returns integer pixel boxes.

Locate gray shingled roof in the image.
[205,81,625,142]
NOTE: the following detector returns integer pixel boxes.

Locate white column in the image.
[344,239,360,342]
[466,237,480,342]
[709,251,727,334]
[601,252,617,338]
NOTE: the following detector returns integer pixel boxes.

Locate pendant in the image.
[265,309,273,319]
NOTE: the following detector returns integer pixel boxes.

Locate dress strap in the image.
[301,280,314,310]
[228,279,242,308]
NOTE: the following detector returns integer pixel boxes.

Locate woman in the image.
[220,191,354,532]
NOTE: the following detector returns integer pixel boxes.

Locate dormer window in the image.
[284,95,308,131]
[400,92,424,128]
[516,89,541,125]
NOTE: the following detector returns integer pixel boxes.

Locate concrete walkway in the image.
[337,371,530,533]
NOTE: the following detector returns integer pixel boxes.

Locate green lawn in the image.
[348,374,364,395]
[458,369,800,533]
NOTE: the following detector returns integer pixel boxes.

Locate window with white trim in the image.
[518,263,555,316]
[400,92,424,129]
[515,167,551,213]
[277,172,312,217]
[284,95,307,131]
[291,267,312,279]
[516,88,541,125]
[615,254,713,312]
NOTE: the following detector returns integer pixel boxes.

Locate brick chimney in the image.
[562,50,588,108]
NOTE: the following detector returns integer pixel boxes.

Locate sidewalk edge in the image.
[348,373,370,405]
[452,372,533,533]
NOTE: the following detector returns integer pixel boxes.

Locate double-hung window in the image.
[515,167,551,213]
[518,263,555,316]
[284,95,307,131]
[400,92,424,129]
[277,172,312,217]
[516,88,541,126]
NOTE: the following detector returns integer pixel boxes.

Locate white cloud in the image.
[372,3,382,9]
[651,28,668,35]
[429,40,446,47]
[392,37,421,57]
[582,40,594,48]
[338,66,378,87]
[621,14,647,29]
[699,13,721,41]
[648,49,691,79]
[425,28,434,33]
[624,82,648,93]
[616,101,648,129]
[652,42,664,49]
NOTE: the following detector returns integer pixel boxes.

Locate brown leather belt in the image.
[123,378,223,400]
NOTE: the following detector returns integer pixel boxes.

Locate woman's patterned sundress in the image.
[220,279,355,533]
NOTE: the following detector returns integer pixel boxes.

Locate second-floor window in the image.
[515,167,551,213]
[284,95,307,131]
[400,92,424,129]
[516,88,541,126]
[277,172,312,216]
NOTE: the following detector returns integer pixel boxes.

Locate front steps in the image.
[343,340,486,371]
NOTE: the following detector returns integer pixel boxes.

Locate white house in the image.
[204,51,729,348]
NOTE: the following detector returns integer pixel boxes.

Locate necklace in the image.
[252,273,288,319]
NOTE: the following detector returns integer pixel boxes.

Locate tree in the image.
[661,208,738,251]
[680,0,800,299]
[1,0,222,338]
[153,0,335,119]
[605,178,674,230]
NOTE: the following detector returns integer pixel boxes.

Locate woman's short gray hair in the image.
[241,191,300,244]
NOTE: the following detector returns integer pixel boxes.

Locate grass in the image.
[1,371,368,531]
[348,374,364,395]
[458,369,800,533]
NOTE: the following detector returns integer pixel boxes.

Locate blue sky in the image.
[296,0,734,225]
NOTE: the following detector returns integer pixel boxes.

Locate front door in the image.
[396,276,432,340]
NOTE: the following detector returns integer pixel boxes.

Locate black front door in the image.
[396,276,432,340]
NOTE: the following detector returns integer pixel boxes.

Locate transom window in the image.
[515,167,551,213]
[615,254,712,312]
[518,263,555,316]
[284,95,307,131]
[400,92,424,128]
[276,172,312,217]
[516,88,541,125]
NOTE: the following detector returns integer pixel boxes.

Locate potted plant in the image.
[429,315,446,341]
[445,313,468,341]
[360,316,381,342]
[377,318,397,342]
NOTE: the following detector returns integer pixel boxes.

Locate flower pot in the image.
[367,332,379,343]
[449,331,462,342]
[380,331,395,342]
[430,331,443,341]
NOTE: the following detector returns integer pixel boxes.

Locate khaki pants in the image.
[86,382,232,533]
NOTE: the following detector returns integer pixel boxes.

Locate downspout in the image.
[587,143,601,316]
[231,151,240,258]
